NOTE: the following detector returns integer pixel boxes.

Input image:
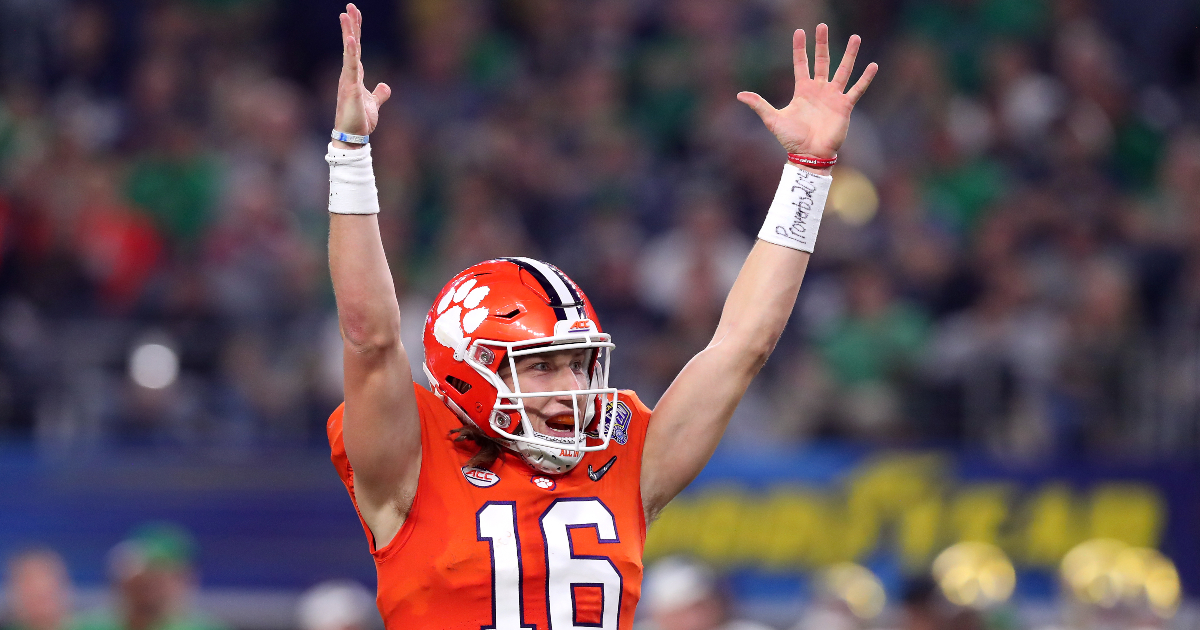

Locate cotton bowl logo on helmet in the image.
[461,466,500,488]
[605,401,633,446]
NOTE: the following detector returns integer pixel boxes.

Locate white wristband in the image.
[757,163,831,253]
[326,143,380,215]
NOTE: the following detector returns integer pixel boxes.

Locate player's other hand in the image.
[737,24,877,161]
[333,3,391,148]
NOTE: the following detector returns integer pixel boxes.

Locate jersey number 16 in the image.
[477,498,624,630]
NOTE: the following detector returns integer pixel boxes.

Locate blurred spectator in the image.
[73,524,225,630]
[873,169,959,315]
[814,263,929,440]
[637,184,750,332]
[636,184,751,396]
[295,581,376,630]
[923,247,1068,454]
[791,563,888,630]
[125,136,217,247]
[1,548,72,630]
[635,557,771,630]
[72,164,163,312]
[898,577,939,630]
[791,601,859,630]
[1053,258,1150,455]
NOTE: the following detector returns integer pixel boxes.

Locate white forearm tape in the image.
[326,143,380,215]
[757,163,832,253]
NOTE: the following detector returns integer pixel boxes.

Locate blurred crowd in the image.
[0,525,382,630]
[5,540,1179,630]
[1,0,1200,459]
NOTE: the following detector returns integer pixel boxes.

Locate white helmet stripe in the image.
[508,257,584,320]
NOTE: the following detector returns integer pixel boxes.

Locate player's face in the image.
[498,348,591,438]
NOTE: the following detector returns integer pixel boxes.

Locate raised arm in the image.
[328,4,419,547]
[640,25,878,519]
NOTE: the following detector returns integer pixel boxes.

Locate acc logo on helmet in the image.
[554,319,596,335]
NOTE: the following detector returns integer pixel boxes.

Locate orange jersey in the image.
[328,384,653,630]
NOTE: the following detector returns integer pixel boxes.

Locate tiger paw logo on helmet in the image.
[432,277,491,359]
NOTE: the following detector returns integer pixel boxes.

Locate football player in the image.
[324,4,877,629]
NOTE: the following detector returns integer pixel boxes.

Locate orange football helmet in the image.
[421,257,619,474]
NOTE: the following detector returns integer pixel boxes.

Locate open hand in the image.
[737,24,877,161]
[333,3,391,147]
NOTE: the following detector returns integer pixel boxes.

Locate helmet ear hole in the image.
[445,375,473,394]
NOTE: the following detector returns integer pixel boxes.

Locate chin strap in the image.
[515,439,578,475]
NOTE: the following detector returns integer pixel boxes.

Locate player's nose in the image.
[547,365,586,402]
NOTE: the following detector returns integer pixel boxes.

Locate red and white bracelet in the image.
[787,153,838,169]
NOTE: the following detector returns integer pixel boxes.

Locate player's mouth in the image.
[540,414,576,438]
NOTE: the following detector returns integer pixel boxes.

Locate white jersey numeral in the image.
[477,502,535,630]
[476,498,622,630]
[541,499,623,630]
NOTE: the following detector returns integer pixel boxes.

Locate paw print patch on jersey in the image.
[433,278,491,354]
[531,476,556,491]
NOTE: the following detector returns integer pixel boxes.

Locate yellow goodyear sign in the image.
[645,453,1166,571]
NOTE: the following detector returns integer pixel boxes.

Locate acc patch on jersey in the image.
[462,466,500,488]
[604,401,632,445]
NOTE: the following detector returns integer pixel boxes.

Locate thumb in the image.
[372,82,392,106]
[737,91,776,125]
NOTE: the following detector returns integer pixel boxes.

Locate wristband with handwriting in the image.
[757,163,831,253]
